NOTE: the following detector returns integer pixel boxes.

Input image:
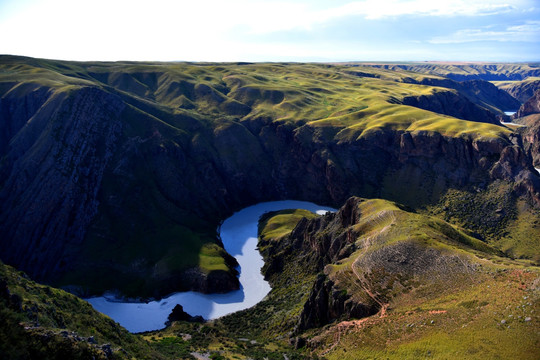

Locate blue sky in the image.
[0,0,538,62]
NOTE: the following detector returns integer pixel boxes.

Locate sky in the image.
[0,0,539,62]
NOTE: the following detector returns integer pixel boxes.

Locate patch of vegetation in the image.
[425,181,540,260]
[259,208,318,242]
[150,337,193,358]
[311,269,539,360]
[199,244,231,273]
[0,261,163,359]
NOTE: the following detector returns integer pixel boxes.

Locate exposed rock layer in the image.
[496,79,540,104]
[515,89,540,119]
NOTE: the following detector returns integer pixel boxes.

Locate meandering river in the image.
[87,200,335,333]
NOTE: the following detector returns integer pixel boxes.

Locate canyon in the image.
[0,57,539,359]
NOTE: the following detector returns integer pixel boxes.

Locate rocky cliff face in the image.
[515,89,540,119]
[511,90,540,168]
[1,57,538,298]
[515,114,540,168]
[496,79,540,104]
[401,89,499,124]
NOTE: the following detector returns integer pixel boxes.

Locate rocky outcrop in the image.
[167,304,204,324]
[497,79,540,104]
[296,274,378,331]
[179,266,240,295]
[514,89,540,119]
[260,197,493,332]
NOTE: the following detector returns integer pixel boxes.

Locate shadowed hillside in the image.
[493,77,540,104]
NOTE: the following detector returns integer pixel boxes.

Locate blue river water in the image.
[87,200,334,333]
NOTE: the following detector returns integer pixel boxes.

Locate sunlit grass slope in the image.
[315,267,539,360]
[152,198,538,360]
[0,56,512,142]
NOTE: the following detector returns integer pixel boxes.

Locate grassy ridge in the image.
[259,209,319,242]
[0,56,512,140]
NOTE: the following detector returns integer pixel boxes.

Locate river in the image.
[87,200,335,333]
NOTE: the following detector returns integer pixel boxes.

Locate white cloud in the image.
[313,0,515,21]
[0,0,537,61]
[429,20,540,43]
[224,0,522,34]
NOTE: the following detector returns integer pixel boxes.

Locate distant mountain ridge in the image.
[361,63,540,81]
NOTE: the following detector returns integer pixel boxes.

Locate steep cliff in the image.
[494,78,540,104]
[509,90,540,173]
[0,86,125,282]
[401,77,521,117]
[515,114,540,168]
[514,89,540,119]
[400,88,499,124]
